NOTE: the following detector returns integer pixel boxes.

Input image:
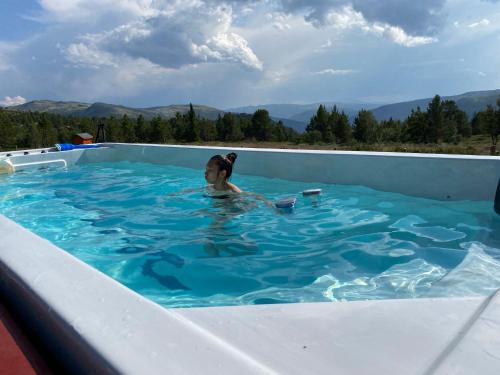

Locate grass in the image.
[2,135,497,156]
[174,135,498,156]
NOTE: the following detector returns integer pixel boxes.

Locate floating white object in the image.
[302,189,322,196]
[275,197,296,209]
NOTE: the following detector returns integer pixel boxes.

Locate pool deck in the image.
[0,301,53,374]
[1,214,500,374]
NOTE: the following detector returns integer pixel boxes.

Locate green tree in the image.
[199,119,217,141]
[135,114,150,142]
[404,107,427,143]
[353,110,377,143]
[184,103,200,142]
[0,115,17,150]
[333,111,352,144]
[303,130,322,144]
[427,95,444,143]
[121,115,136,143]
[105,116,123,142]
[38,114,58,147]
[306,104,331,142]
[377,118,403,143]
[25,122,42,149]
[482,104,499,146]
[226,119,244,141]
[251,109,273,141]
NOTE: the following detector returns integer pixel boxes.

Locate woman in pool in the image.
[204,152,242,195]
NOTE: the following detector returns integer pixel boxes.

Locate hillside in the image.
[8,100,224,121]
[11,100,91,116]
[228,102,380,131]
[7,89,499,130]
[371,89,500,121]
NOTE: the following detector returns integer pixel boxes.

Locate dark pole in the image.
[96,123,106,143]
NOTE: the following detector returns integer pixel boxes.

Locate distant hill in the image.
[9,100,91,116]
[229,102,379,119]
[7,89,499,132]
[8,100,225,121]
[228,102,381,132]
[269,116,308,133]
[371,89,500,121]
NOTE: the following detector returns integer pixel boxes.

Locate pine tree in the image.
[404,107,427,143]
[427,95,444,143]
[333,110,352,144]
[38,114,58,147]
[184,103,200,142]
[353,110,377,143]
[121,115,136,143]
[251,109,273,141]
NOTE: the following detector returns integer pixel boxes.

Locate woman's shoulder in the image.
[227,182,242,193]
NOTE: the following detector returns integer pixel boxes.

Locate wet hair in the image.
[208,152,238,179]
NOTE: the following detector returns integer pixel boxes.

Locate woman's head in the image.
[205,152,238,183]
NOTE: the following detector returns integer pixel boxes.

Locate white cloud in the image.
[65,43,118,68]
[478,71,486,76]
[312,68,356,75]
[36,0,157,22]
[323,5,366,29]
[265,12,292,30]
[277,0,447,36]
[314,39,333,53]
[63,4,262,71]
[0,96,27,107]
[369,24,438,47]
[468,19,490,27]
[308,5,438,47]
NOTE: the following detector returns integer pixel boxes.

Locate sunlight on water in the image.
[1,161,499,308]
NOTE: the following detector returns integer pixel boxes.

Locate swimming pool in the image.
[1,160,499,308]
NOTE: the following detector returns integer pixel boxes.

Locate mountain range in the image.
[6,89,499,133]
[8,100,225,121]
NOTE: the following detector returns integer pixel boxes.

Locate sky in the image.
[0,0,499,109]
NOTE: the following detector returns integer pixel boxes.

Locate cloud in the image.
[312,68,356,75]
[36,0,157,23]
[265,12,292,30]
[0,96,27,107]
[314,39,333,52]
[273,4,438,47]
[468,19,490,28]
[310,5,438,47]
[276,0,446,35]
[369,24,437,47]
[63,3,262,71]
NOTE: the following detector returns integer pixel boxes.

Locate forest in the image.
[0,95,499,154]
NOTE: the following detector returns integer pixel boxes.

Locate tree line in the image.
[0,104,297,150]
[304,95,500,146]
[0,96,499,152]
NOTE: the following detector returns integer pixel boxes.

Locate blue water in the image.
[1,161,500,308]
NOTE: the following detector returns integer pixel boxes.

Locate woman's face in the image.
[205,161,221,183]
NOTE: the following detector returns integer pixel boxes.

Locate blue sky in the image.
[0,0,499,109]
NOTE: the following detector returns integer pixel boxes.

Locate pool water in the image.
[1,161,500,308]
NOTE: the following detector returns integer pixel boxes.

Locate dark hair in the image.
[209,152,238,179]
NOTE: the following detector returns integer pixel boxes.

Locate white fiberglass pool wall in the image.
[74,143,500,201]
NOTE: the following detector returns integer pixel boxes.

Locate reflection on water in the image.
[201,195,259,257]
[0,161,499,308]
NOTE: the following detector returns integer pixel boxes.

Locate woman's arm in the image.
[240,191,274,208]
[166,186,205,197]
